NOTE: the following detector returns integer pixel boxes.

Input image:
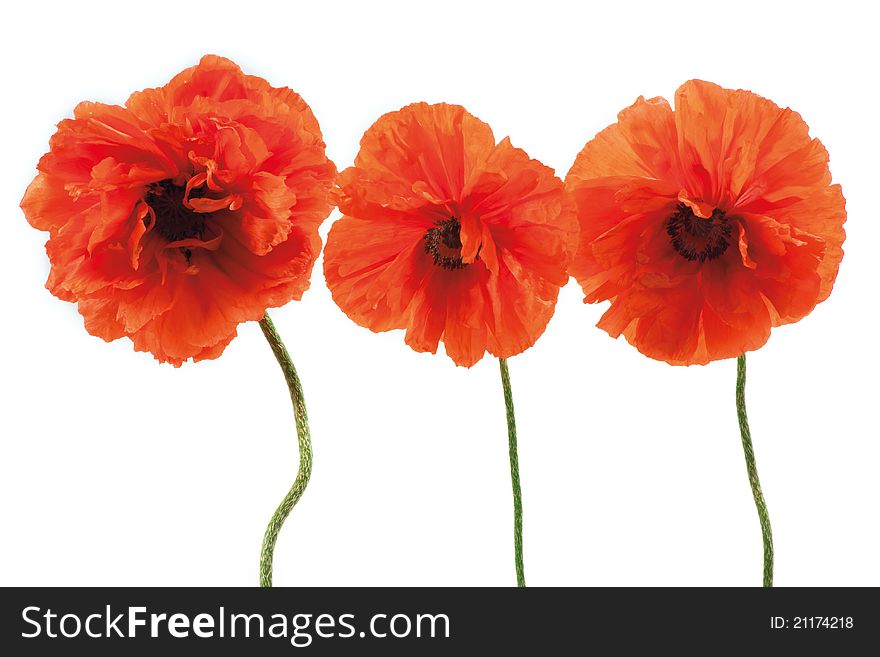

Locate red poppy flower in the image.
[21,55,336,365]
[565,80,846,365]
[323,103,577,367]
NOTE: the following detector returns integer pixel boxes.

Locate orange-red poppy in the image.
[323,103,578,367]
[566,80,846,365]
[21,55,336,365]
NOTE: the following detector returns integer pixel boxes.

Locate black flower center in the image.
[666,203,732,262]
[145,179,208,243]
[424,217,471,270]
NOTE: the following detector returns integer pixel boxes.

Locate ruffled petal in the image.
[326,103,575,366]
[324,216,432,333]
[567,79,846,365]
[566,95,678,181]
[21,55,336,365]
[354,103,496,205]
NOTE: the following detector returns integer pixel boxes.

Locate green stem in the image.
[258,312,313,588]
[499,357,525,587]
[736,354,773,587]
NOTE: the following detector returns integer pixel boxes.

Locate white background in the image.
[1,0,877,587]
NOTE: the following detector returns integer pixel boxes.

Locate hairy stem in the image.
[258,313,313,587]
[736,354,773,587]
[499,358,525,587]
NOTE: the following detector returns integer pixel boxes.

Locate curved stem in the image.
[736,354,773,587]
[258,313,313,588]
[499,358,525,587]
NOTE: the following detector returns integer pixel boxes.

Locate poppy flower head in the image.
[566,80,846,365]
[21,55,336,366]
[323,103,578,367]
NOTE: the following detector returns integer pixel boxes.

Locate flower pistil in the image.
[665,203,732,263]
[424,217,475,270]
[146,179,209,243]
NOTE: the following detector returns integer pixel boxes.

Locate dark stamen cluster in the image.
[424,217,472,270]
[145,180,208,243]
[666,203,732,262]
